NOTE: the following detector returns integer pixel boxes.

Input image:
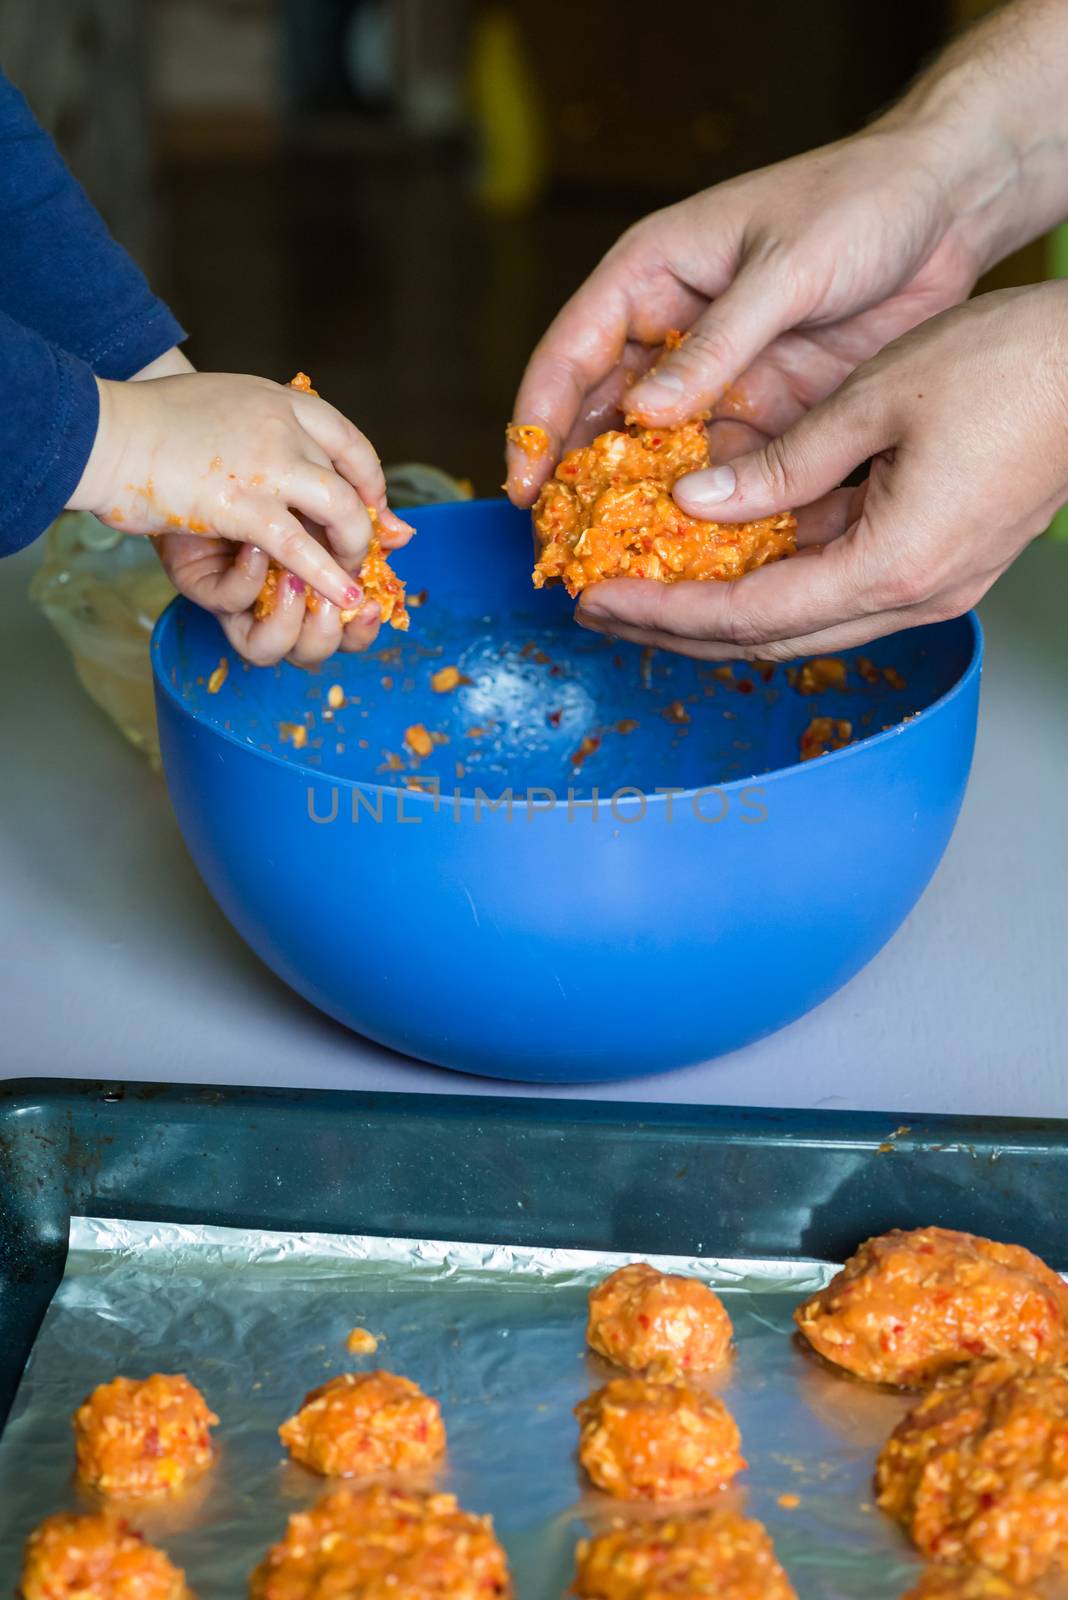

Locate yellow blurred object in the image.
[469,6,546,214]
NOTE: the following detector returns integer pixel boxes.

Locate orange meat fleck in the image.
[405,724,434,758]
[795,657,847,696]
[799,717,852,761]
[571,734,601,769]
[207,657,229,695]
[661,701,690,726]
[431,665,470,694]
[506,422,551,459]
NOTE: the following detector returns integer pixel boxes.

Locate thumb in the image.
[673,379,889,521]
[626,260,797,424]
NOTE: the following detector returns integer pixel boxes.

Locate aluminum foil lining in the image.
[0,1218,964,1597]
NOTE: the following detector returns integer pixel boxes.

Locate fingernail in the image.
[287,573,307,594]
[634,370,685,397]
[677,465,736,509]
[354,601,379,626]
[580,600,607,618]
[344,584,363,606]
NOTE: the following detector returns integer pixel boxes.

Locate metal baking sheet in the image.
[0,1216,945,1599]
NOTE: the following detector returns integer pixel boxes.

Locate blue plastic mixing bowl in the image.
[152,499,982,1081]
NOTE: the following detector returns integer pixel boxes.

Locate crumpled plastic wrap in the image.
[31,464,472,768]
[0,1217,942,1599]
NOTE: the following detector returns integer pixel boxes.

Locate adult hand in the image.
[575,285,1068,659]
[505,119,995,506]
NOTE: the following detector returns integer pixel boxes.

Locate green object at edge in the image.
[1047,227,1068,539]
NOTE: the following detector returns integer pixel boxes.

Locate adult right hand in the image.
[506,117,1008,506]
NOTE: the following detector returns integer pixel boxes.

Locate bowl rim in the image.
[151,581,983,814]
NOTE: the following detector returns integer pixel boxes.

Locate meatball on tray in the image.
[2,1081,1068,1599]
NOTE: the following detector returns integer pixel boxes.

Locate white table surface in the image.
[2,537,1066,1116]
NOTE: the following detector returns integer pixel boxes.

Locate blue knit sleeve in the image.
[0,309,100,556]
[0,70,186,379]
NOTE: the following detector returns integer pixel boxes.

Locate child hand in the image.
[68,371,410,613]
[154,512,415,668]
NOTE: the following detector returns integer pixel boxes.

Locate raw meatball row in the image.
[587,1262,733,1377]
[795,1226,1068,1386]
[572,1508,795,1600]
[278,1370,445,1477]
[250,1482,511,1599]
[876,1358,1068,1584]
[576,1376,744,1501]
[902,1571,1039,1600]
[19,1511,189,1600]
[74,1374,218,1501]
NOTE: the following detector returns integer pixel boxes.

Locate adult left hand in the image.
[574,285,1068,660]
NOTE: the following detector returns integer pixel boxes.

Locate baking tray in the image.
[2,1080,1067,1595]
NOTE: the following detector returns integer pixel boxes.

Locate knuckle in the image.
[262,410,293,446]
[924,590,969,625]
[717,583,770,648]
[319,478,350,519]
[755,433,796,502]
[276,522,310,568]
[244,636,283,668]
[869,566,930,610]
[683,322,736,377]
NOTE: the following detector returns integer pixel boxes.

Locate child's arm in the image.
[0,70,408,661]
[0,70,186,385]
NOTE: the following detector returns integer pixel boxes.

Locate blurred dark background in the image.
[2,0,1031,492]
